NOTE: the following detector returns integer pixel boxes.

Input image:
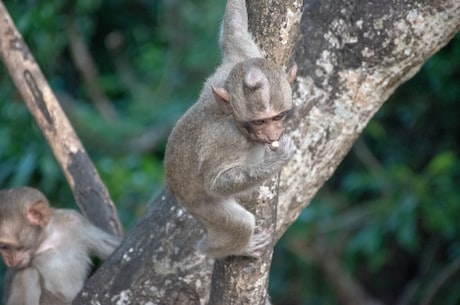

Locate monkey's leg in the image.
[6,268,41,305]
[197,198,257,258]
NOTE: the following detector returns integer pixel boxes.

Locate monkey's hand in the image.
[265,135,295,166]
[206,136,295,197]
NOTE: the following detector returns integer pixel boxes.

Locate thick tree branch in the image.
[276,0,460,237]
[0,1,122,236]
[248,0,303,66]
[75,190,212,305]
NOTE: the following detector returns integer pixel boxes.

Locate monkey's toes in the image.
[244,230,273,258]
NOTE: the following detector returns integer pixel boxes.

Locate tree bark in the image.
[0,1,123,236]
[76,0,460,304]
[276,0,460,237]
[247,0,303,66]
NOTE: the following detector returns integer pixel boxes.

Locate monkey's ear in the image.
[26,201,51,227]
[211,86,232,113]
[287,63,297,84]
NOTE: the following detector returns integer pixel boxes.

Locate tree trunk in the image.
[74,0,460,304]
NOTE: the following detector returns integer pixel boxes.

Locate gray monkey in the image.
[165,0,297,259]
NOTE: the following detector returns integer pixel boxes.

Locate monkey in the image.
[0,187,121,305]
[164,0,297,259]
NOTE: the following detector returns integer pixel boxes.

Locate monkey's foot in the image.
[242,229,273,258]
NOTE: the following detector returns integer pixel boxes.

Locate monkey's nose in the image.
[268,132,282,143]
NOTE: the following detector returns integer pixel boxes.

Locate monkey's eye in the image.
[0,244,11,251]
[251,119,266,126]
[273,112,286,121]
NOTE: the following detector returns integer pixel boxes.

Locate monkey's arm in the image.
[206,162,280,197]
[75,212,121,259]
[86,226,121,259]
[220,0,261,62]
[206,138,294,196]
[6,268,41,305]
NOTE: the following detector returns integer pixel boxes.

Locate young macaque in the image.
[164,0,297,259]
[0,187,121,305]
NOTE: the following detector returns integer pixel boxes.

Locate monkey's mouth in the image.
[11,259,30,269]
[260,140,279,150]
[251,134,280,149]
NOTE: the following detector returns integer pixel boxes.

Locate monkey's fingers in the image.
[243,229,273,258]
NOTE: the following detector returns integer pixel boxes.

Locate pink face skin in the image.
[0,242,33,269]
[246,111,288,145]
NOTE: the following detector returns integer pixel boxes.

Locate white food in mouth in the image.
[270,141,279,148]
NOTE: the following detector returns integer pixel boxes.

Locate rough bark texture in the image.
[0,1,123,237]
[248,0,303,66]
[73,0,460,304]
[77,189,211,305]
[277,0,460,237]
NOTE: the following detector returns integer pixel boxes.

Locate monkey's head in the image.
[0,187,51,269]
[212,58,297,146]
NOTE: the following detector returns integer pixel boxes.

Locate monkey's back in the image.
[164,68,252,207]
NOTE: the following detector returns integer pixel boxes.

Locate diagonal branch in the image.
[0,1,122,236]
[421,255,460,305]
